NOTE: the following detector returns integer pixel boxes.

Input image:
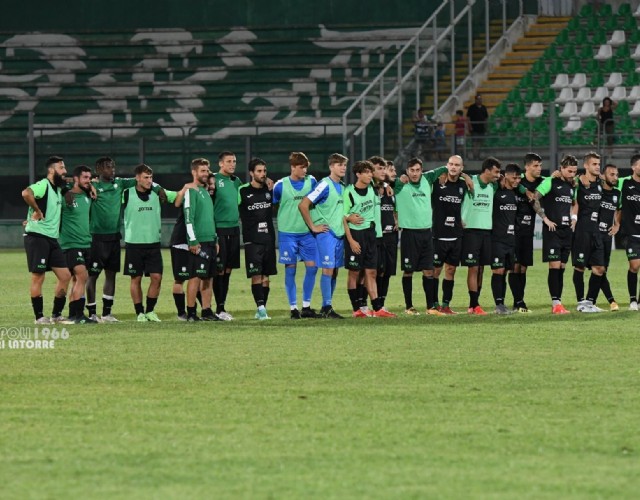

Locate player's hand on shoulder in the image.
[266,177,274,190]
[399,174,409,184]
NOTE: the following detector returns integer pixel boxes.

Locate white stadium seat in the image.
[611,86,627,101]
[628,85,640,101]
[605,72,623,89]
[608,30,626,47]
[559,102,578,118]
[555,87,574,103]
[578,101,596,118]
[551,73,569,89]
[592,86,609,103]
[570,73,587,88]
[632,45,640,60]
[562,116,582,132]
[575,87,592,102]
[594,44,613,61]
[525,102,544,119]
[629,100,640,117]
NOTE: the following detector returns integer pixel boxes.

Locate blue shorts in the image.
[316,231,344,269]
[278,232,319,265]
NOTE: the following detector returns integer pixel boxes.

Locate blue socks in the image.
[320,273,332,306]
[302,266,317,304]
[285,266,297,306]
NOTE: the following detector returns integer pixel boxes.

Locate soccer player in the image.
[369,156,393,312]
[511,152,544,313]
[617,153,640,310]
[490,163,521,314]
[343,160,395,317]
[182,159,218,322]
[211,151,243,320]
[273,152,321,319]
[395,157,448,315]
[532,155,578,314]
[572,152,606,313]
[595,163,621,310]
[59,165,97,323]
[238,158,277,320]
[379,160,399,310]
[431,155,471,314]
[298,153,348,319]
[86,157,167,323]
[122,164,176,322]
[22,156,72,324]
[461,157,502,315]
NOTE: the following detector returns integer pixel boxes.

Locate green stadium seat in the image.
[512,101,526,116]
[535,72,551,89]
[584,59,599,73]
[603,16,619,32]
[579,4,594,17]
[541,88,556,102]
[590,73,605,87]
[577,45,594,59]
[567,17,580,31]
[619,3,632,16]
[585,16,600,31]
[567,59,582,74]
[556,29,570,45]
[601,58,617,73]
[597,4,612,17]
[543,45,557,59]
[561,45,576,59]
[621,16,637,31]
[549,59,564,74]
[517,73,533,89]
[590,30,607,45]
[531,59,546,74]
[628,29,640,44]
[573,30,588,46]
[625,72,640,86]
[617,100,630,114]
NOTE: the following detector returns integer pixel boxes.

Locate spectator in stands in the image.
[467,95,489,160]
[597,97,617,158]
[434,122,446,161]
[453,110,468,155]
[412,108,433,161]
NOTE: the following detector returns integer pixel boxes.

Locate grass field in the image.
[1,248,639,499]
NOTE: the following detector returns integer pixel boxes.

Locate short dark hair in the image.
[218,151,235,161]
[583,151,600,163]
[73,165,92,178]
[134,164,153,176]
[560,155,578,167]
[630,153,640,167]
[481,156,501,172]
[524,153,542,166]
[603,163,618,173]
[368,155,387,167]
[95,157,114,171]
[386,160,395,167]
[505,163,521,175]
[46,156,64,168]
[352,160,373,175]
[406,157,423,169]
[289,152,310,168]
[248,157,266,172]
[328,153,347,166]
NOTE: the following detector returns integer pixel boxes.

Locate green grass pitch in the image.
[1,248,639,498]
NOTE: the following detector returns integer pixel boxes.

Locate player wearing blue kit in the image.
[299,153,348,319]
[273,152,321,319]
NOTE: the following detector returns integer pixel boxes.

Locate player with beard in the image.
[594,164,621,310]
[617,153,640,310]
[431,155,472,314]
[379,160,399,310]
[59,165,98,323]
[510,153,544,313]
[22,156,72,324]
[532,155,578,314]
[238,158,277,320]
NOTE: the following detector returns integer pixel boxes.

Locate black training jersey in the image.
[537,177,574,228]
[238,183,274,244]
[598,186,621,234]
[492,187,518,242]
[432,179,467,238]
[170,211,187,246]
[575,179,602,233]
[516,175,543,236]
[619,177,640,237]
[380,191,396,234]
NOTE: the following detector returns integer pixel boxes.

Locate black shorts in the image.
[491,240,516,270]
[245,241,277,278]
[171,242,218,281]
[382,232,398,276]
[572,230,605,268]
[400,228,434,272]
[462,229,492,267]
[216,227,241,272]
[626,236,640,261]
[345,227,378,271]
[542,226,572,263]
[124,245,163,277]
[89,236,121,275]
[64,248,90,272]
[24,233,66,273]
[433,238,462,267]
[514,233,534,267]
[375,238,386,274]
[602,234,613,267]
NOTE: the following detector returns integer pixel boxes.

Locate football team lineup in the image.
[20,150,640,324]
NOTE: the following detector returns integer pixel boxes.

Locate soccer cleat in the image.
[467,306,487,315]
[440,306,458,315]
[51,315,74,325]
[74,315,98,324]
[576,300,589,312]
[256,308,271,321]
[515,306,532,314]
[373,308,397,318]
[321,306,344,319]
[579,302,602,313]
[494,304,512,315]
[290,308,301,319]
[177,314,188,321]
[186,315,201,322]
[352,309,371,318]
[89,314,102,323]
[301,306,322,318]
[629,301,639,311]
[551,303,570,314]
[609,301,619,312]
[137,312,148,322]
[34,316,52,325]
[404,307,420,315]
[201,311,221,321]
[426,307,445,316]
[145,311,161,322]
[100,314,120,323]
[217,311,234,321]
